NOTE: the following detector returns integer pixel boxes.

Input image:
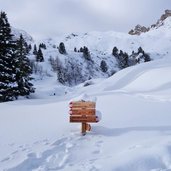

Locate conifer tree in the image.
[80,47,83,52]
[58,42,66,54]
[112,46,118,56]
[0,12,34,102]
[83,46,91,60]
[74,47,77,52]
[39,43,46,49]
[36,48,44,62]
[0,11,16,102]
[33,44,37,55]
[13,34,34,97]
[100,60,108,72]
[28,44,32,51]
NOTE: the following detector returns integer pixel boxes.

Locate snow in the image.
[11,27,33,43]
[1,15,171,171]
[1,55,171,170]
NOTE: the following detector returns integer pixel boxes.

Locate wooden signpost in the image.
[69,101,99,135]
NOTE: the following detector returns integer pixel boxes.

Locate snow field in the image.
[1,14,171,171]
[1,56,171,170]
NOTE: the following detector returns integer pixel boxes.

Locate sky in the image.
[0,0,171,39]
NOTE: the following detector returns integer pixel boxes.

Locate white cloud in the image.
[0,0,171,39]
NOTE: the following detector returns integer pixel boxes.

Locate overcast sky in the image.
[1,0,171,39]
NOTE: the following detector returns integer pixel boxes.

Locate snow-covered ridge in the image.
[27,14,171,88]
[40,14,171,54]
[11,27,33,43]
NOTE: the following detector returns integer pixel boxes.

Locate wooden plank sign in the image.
[70,115,99,123]
[69,101,99,135]
[69,109,95,115]
[69,101,95,109]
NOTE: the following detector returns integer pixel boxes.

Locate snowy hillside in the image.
[11,27,33,43]
[39,16,171,54]
[29,16,171,89]
[1,56,171,171]
[1,10,171,171]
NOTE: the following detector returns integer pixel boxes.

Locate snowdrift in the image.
[1,56,171,170]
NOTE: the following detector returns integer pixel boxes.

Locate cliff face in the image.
[129,10,171,35]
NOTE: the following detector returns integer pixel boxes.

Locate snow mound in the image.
[1,56,171,170]
[98,58,171,94]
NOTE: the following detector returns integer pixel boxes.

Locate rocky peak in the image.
[160,10,171,21]
[129,9,171,35]
[128,25,150,35]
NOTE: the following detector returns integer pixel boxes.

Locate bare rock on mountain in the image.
[160,10,171,21]
[128,25,150,35]
[129,9,171,35]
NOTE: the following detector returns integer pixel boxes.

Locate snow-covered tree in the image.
[0,11,17,102]
[39,43,46,49]
[36,48,44,62]
[33,44,37,55]
[74,47,77,52]
[58,42,66,54]
[112,46,119,56]
[100,60,108,72]
[83,46,91,60]
[12,34,34,97]
[0,12,34,102]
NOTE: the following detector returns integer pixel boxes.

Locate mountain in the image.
[1,41,171,171]
[10,10,171,95]
[11,27,33,43]
[1,10,171,171]
[27,11,171,90]
[129,9,171,35]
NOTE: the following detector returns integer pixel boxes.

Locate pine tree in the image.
[83,46,91,60]
[80,47,83,52]
[28,44,32,51]
[112,46,118,56]
[100,60,108,72]
[0,11,17,102]
[117,51,129,69]
[137,47,151,63]
[144,53,151,62]
[33,44,37,55]
[58,42,66,54]
[36,48,44,62]
[13,34,34,97]
[74,47,77,52]
[0,12,34,102]
[39,43,46,49]
[138,47,144,54]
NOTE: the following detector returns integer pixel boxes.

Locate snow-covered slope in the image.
[40,16,171,55]
[1,55,171,171]
[1,11,171,171]
[11,27,33,43]
[30,16,171,87]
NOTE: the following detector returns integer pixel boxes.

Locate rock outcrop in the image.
[128,25,150,35]
[129,9,171,35]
